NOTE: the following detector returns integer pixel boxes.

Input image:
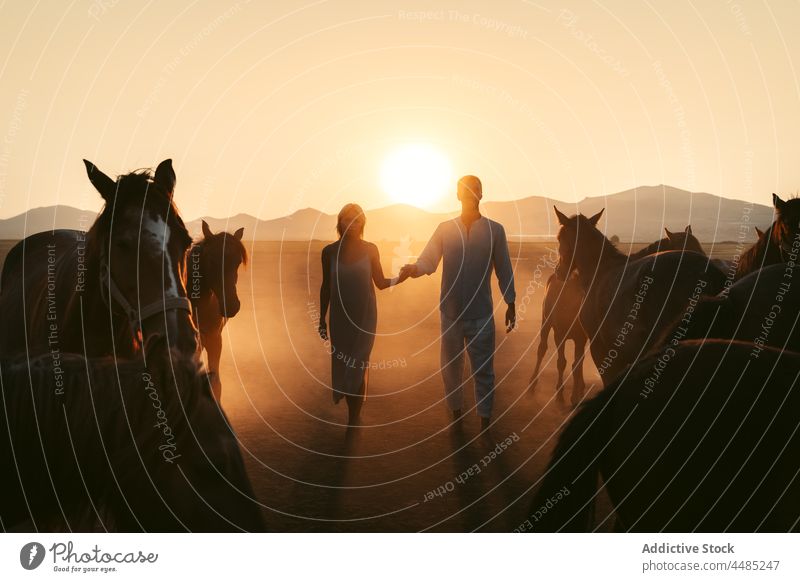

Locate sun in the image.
[380,143,454,208]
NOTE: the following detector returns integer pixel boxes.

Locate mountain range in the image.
[0,185,775,243]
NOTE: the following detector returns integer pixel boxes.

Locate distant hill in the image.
[0,185,775,244]
[0,206,97,239]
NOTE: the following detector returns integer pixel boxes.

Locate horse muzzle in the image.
[141,305,198,358]
[220,300,241,318]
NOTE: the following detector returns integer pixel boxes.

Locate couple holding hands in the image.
[318,175,517,427]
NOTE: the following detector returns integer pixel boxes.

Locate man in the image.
[401,175,516,430]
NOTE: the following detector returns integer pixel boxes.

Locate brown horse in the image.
[527,340,800,532]
[0,341,265,532]
[189,221,247,402]
[530,225,707,404]
[736,194,800,280]
[553,208,726,385]
[0,159,197,360]
[528,272,587,406]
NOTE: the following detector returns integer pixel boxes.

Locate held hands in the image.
[505,303,516,333]
[399,263,418,282]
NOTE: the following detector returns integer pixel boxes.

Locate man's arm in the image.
[492,223,517,331]
[403,224,443,278]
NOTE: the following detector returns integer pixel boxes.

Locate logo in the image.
[20,542,45,570]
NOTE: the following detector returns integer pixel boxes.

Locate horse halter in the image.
[98,253,192,335]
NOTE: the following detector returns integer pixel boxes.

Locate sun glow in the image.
[380,144,454,208]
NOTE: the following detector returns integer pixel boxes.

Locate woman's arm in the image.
[319,246,331,338]
[369,243,400,290]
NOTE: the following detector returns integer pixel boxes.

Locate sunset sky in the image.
[0,0,798,221]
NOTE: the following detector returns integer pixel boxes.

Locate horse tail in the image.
[526,387,614,531]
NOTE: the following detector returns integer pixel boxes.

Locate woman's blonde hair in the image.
[336,203,365,238]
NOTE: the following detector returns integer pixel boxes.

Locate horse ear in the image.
[755,226,765,238]
[233,227,244,241]
[554,206,569,226]
[83,159,116,200]
[664,227,673,238]
[773,193,786,212]
[685,225,692,235]
[588,208,604,226]
[202,220,213,239]
[154,159,176,195]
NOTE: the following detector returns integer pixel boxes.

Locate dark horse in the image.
[0,159,197,360]
[736,194,800,280]
[189,221,247,402]
[673,262,800,354]
[528,272,587,406]
[527,340,800,532]
[553,208,725,385]
[529,224,706,405]
[629,225,705,260]
[0,341,265,531]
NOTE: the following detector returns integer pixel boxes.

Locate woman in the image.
[318,204,407,426]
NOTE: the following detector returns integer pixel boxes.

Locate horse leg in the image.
[528,321,551,392]
[571,334,587,407]
[203,331,223,402]
[555,329,567,401]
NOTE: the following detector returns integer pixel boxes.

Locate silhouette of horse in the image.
[188,221,247,402]
[736,194,800,280]
[629,225,705,260]
[0,341,265,532]
[671,263,800,353]
[529,225,709,405]
[553,207,726,385]
[0,159,197,359]
[527,340,800,532]
[528,272,587,406]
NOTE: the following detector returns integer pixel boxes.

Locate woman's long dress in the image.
[329,252,377,403]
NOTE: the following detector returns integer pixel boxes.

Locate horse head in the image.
[199,221,247,318]
[771,194,800,258]
[553,206,605,280]
[83,158,197,358]
[664,225,705,255]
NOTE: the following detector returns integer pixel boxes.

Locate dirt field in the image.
[0,239,742,532]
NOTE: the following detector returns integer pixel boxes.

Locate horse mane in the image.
[571,213,626,264]
[227,233,248,266]
[196,230,248,267]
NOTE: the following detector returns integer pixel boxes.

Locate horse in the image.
[553,207,726,385]
[629,225,705,260]
[0,159,197,360]
[736,194,800,280]
[527,340,800,532]
[529,225,707,405]
[668,262,800,354]
[0,340,265,532]
[528,272,587,406]
[188,221,247,402]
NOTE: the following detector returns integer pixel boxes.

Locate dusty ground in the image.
[0,238,741,532]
